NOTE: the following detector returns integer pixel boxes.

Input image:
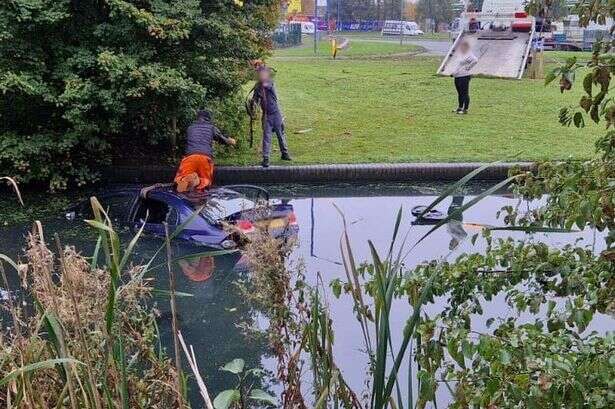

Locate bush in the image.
[0,0,278,190]
[208,93,252,158]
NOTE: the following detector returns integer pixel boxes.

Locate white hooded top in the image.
[453,52,478,78]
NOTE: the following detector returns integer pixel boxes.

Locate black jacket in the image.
[185,119,231,157]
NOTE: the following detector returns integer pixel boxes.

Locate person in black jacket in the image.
[250,66,292,168]
[174,110,236,192]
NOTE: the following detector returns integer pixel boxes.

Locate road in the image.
[405,39,451,55]
[344,37,451,56]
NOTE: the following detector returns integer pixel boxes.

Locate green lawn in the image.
[545,50,594,63]
[222,46,598,165]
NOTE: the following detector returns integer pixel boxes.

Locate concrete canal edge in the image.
[106,162,536,185]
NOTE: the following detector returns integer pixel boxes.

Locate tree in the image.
[416,0,454,31]
[469,0,484,12]
[404,2,418,20]
[0,0,277,190]
[328,0,416,22]
[382,0,404,20]
[526,0,572,21]
[327,0,378,22]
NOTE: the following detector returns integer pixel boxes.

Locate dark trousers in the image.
[262,112,289,160]
[454,75,471,110]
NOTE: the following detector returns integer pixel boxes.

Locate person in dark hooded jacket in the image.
[174,110,236,192]
[250,66,292,168]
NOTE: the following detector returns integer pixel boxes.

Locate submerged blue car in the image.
[66,184,298,249]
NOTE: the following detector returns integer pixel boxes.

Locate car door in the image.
[132,196,176,238]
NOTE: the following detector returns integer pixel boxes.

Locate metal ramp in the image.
[437,28,535,79]
[438,0,535,79]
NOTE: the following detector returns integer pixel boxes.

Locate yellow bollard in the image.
[331,37,338,59]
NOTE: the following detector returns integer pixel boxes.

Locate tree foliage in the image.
[405,236,615,407]
[0,0,277,190]
[327,0,377,22]
[526,0,572,20]
[416,0,454,31]
[526,0,614,244]
[327,0,414,23]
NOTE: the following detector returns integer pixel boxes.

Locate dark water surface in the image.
[1,182,612,407]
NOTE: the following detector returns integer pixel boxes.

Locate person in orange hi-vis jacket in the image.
[174,110,236,192]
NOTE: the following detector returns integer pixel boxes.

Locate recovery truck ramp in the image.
[438,0,535,80]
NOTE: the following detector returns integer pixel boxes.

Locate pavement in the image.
[340,36,452,56]
[406,39,451,55]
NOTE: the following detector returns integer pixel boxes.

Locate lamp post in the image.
[313,0,318,54]
[337,0,340,32]
[400,0,405,45]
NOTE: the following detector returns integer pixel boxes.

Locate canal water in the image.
[1,182,612,407]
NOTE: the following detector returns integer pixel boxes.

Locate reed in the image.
[304,276,363,409]
[0,191,185,407]
[328,163,518,409]
[240,227,309,408]
[232,163,513,408]
[1,176,24,206]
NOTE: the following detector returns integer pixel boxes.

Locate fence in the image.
[273,23,302,48]
[336,20,383,31]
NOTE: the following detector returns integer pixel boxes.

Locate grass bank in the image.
[220,45,598,166]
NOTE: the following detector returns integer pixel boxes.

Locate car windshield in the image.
[199,196,256,222]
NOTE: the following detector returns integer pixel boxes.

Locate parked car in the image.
[297,21,315,34]
[65,184,298,250]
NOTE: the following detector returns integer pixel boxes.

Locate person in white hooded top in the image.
[452,41,478,114]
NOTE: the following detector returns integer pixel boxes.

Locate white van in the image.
[299,21,315,34]
[381,20,423,36]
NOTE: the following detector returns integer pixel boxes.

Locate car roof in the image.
[140,184,247,210]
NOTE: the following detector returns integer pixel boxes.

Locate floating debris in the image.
[411,205,446,221]
[1,288,12,302]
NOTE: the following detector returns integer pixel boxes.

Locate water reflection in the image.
[148,246,270,404]
[179,256,216,282]
[287,191,610,406]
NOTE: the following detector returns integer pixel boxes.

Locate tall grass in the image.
[304,277,363,409]
[1,176,23,206]
[0,165,519,408]
[0,183,222,408]
[0,200,185,407]
[232,163,517,408]
[240,227,309,408]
